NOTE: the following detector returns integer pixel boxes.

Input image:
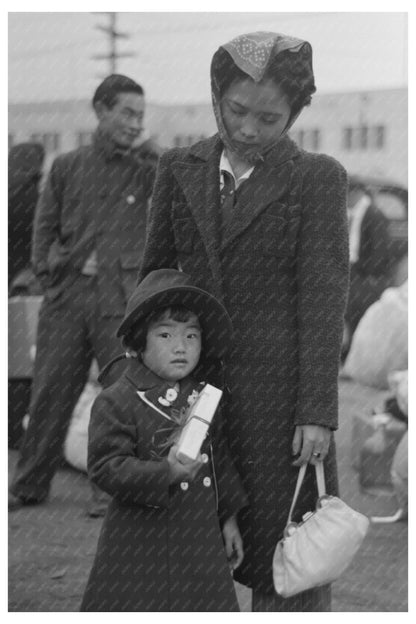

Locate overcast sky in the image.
[8,11,408,105]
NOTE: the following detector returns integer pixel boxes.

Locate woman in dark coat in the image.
[139,32,349,611]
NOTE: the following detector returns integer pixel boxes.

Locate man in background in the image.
[9,74,157,516]
[344,176,392,350]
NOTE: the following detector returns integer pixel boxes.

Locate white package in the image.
[176,384,222,463]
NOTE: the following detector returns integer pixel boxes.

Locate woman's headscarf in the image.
[211,31,315,164]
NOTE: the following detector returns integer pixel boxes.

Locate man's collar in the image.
[93,127,132,161]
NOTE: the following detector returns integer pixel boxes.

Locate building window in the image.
[292,128,320,151]
[311,129,320,151]
[342,124,386,152]
[343,127,353,150]
[360,126,368,149]
[77,131,93,147]
[373,125,385,149]
[29,132,60,152]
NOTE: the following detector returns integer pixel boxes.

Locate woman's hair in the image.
[92,74,144,111]
[215,46,316,117]
[122,305,199,352]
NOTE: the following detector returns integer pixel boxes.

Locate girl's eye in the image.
[159,332,170,339]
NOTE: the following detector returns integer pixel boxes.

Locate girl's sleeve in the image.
[210,407,249,525]
[138,151,179,281]
[295,156,350,430]
[87,392,170,508]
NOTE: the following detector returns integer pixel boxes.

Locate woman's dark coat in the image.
[80,359,247,612]
[139,133,350,603]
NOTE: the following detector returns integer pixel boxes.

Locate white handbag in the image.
[273,461,370,598]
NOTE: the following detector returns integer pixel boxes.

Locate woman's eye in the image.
[228,102,245,116]
[260,116,278,125]
[159,332,170,339]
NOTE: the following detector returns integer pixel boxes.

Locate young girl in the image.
[80,268,247,612]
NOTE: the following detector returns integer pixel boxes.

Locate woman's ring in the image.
[312,452,320,457]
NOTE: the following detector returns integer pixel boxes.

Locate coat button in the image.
[126,194,136,205]
[180,482,189,491]
[203,476,211,487]
[201,453,209,464]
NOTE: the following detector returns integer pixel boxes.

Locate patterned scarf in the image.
[211,31,314,164]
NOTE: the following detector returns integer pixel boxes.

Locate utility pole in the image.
[92,12,135,75]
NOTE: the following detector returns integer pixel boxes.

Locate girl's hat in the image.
[116,269,233,358]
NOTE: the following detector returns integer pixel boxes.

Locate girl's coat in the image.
[81,359,247,612]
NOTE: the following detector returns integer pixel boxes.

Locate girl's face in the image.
[220,77,292,152]
[142,311,202,382]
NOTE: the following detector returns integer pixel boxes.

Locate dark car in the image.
[349,175,408,284]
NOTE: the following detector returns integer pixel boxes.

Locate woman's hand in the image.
[292,425,331,466]
[222,515,244,570]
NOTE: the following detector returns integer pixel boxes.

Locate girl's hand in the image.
[222,515,244,570]
[166,445,203,484]
[292,425,331,466]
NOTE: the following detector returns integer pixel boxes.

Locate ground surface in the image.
[8,379,408,612]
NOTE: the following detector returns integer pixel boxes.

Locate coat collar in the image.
[124,357,164,391]
[124,357,196,404]
[220,135,300,250]
[171,133,300,257]
[171,135,225,297]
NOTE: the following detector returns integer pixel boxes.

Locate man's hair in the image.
[92,74,144,110]
[122,305,199,352]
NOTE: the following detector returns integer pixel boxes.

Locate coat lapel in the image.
[220,136,299,251]
[171,136,225,299]
[169,134,300,280]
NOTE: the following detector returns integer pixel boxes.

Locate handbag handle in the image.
[286,462,326,525]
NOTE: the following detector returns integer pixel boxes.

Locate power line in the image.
[91,12,135,75]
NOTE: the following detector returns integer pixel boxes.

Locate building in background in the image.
[8,87,407,186]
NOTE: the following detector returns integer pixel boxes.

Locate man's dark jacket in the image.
[31,133,155,315]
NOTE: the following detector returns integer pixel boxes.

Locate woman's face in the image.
[220,77,292,152]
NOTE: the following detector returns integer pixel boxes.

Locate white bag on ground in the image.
[343,281,408,389]
[63,381,101,472]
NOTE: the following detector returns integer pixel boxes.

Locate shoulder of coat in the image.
[92,376,143,419]
[52,144,92,174]
[161,134,219,165]
[297,149,347,180]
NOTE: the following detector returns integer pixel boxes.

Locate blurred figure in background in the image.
[8,142,45,292]
[8,74,158,516]
[344,176,392,353]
